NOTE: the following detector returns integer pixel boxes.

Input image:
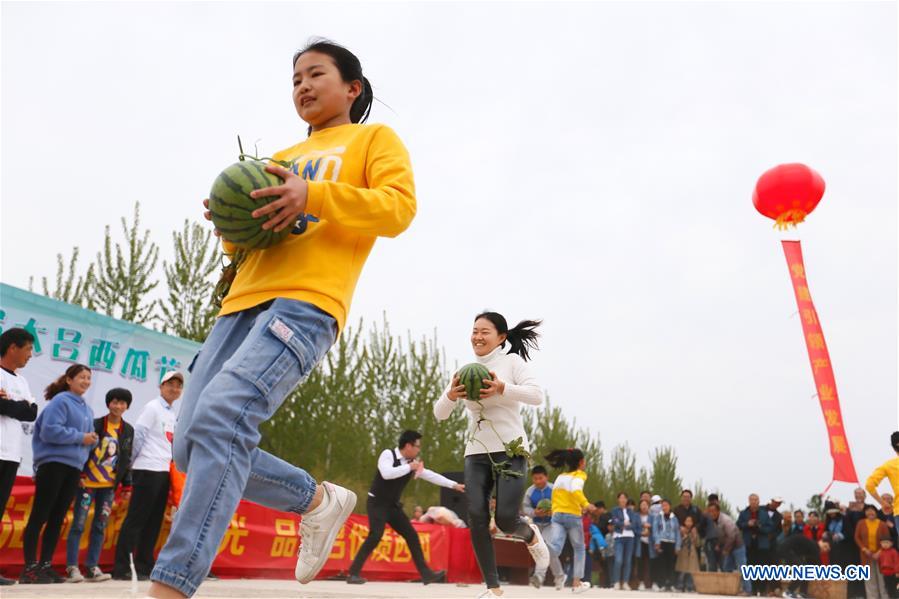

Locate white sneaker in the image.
[84,566,111,582]
[477,589,503,598]
[526,523,550,572]
[572,580,591,594]
[294,482,357,584]
[555,572,568,590]
[530,572,545,588]
[65,566,84,583]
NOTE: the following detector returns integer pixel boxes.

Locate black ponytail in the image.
[544,448,585,472]
[474,312,542,362]
[293,38,374,134]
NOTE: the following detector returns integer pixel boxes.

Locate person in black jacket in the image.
[64,388,134,583]
[346,430,463,585]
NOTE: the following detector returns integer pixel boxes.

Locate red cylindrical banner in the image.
[782,240,859,484]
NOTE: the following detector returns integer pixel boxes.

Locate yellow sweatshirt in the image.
[552,470,590,516]
[220,123,416,330]
[866,457,899,512]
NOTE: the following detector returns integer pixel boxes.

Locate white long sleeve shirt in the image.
[0,368,36,462]
[433,345,544,456]
[369,447,458,498]
[131,396,176,472]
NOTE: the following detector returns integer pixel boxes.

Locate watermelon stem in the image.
[211,248,247,308]
[238,152,293,169]
[468,404,531,479]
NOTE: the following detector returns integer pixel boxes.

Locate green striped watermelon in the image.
[209,160,290,250]
[537,498,552,511]
[457,363,492,401]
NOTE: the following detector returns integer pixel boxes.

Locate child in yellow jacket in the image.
[149,39,415,599]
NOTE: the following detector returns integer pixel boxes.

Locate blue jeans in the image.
[612,535,635,585]
[65,486,115,568]
[723,545,751,594]
[150,299,337,597]
[546,513,586,581]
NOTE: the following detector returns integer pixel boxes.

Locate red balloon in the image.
[752,163,825,229]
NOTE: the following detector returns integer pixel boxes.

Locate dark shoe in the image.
[40,562,65,583]
[346,574,367,584]
[422,569,446,585]
[20,562,52,584]
[0,574,15,585]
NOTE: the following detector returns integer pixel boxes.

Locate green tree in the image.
[806,494,824,515]
[30,246,94,307]
[648,446,683,505]
[158,220,219,341]
[91,203,159,324]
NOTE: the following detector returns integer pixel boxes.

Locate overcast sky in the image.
[2,1,896,510]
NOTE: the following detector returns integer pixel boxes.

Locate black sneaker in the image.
[0,573,16,586]
[40,562,65,584]
[422,569,446,585]
[346,574,367,584]
[19,563,50,584]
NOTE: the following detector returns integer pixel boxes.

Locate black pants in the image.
[0,460,19,516]
[348,497,433,577]
[22,462,81,564]
[630,547,652,589]
[884,574,898,598]
[114,469,169,576]
[656,542,677,589]
[747,545,771,595]
[465,453,533,589]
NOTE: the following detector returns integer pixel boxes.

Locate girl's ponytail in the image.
[544,448,585,472]
[505,319,541,362]
[350,76,373,125]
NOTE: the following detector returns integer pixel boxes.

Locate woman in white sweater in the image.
[433,312,549,599]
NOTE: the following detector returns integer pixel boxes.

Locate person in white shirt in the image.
[113,371,183,579]
[0,328,38,586]
[346,430,463,585]
[434,311,550,599]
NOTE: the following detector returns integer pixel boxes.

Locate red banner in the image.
[782,240,859,485]
[1,476,481,582]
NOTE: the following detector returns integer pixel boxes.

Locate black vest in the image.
[369,449,413,505]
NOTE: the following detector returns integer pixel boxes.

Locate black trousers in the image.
[465,453,533,589]
[884,574,898,599]
[0,460,19,516]
[656,542,677,589]
[348,497,433,577]
[747,545,771,595]
[22,461,81,564]
[114,469,170,576]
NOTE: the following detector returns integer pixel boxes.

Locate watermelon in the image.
[457,363,492,401]
[537,499,552,511]
[209,160,290,250]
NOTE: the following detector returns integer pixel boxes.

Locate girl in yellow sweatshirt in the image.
[148,40,416,599]
[544,448,598,594]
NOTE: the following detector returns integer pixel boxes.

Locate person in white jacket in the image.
[433,311,550,599]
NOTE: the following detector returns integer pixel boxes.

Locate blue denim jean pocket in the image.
[233,315,314,406]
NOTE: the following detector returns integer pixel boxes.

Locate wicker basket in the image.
[807,579,848,599]
[692,571,742,595]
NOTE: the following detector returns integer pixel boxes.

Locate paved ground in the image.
[0,579,734,598]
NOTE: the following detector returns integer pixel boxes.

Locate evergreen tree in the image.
[30,246,94,307]
[158,220,219,341]
[91,202,159,324]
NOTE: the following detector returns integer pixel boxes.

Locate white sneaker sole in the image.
[295,486,357,584]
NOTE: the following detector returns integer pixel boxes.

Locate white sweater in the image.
[434,345,544,456]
